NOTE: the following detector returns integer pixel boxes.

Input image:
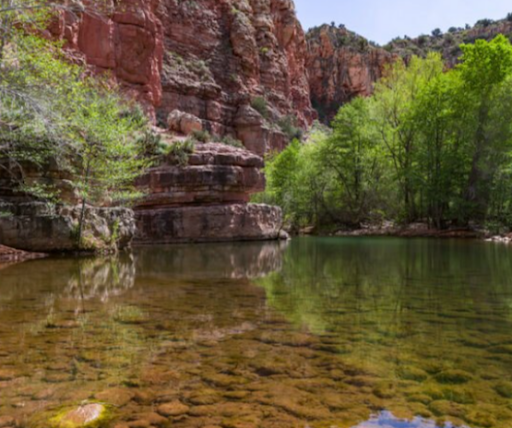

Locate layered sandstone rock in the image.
[0,201,135,252]
[51,0,164,112]
[306,24,395,122]
[134,143,283,244]
[55,0,316,154]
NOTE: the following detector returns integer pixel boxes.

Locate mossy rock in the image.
[495,381,512,398]
[434,369,473,384]
[49,404,113,428]
[429,400,465,418]
[373,381,396,399]
[489,344,512,355]
[406,393,432,405]
[441,386,476,404]
[397,366,428,382]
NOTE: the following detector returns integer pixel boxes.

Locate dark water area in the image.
[1,238,512,427]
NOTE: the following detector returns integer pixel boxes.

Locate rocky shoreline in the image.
[299,222,499,241]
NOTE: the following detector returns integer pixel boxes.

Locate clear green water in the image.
[1,238,512,428]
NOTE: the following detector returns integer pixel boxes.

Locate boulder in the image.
[167,110,203,135]
[135,203,282,244]
[134,143,283,244]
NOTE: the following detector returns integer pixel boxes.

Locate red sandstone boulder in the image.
[134,142,282,243]
[135,203,283,244]
[167,110,203,135]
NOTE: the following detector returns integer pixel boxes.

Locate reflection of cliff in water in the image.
[0,254,136,306]
[65,254,136,302]
[134,241,288,280]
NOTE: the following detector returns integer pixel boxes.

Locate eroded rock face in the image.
[134,143,282,244]
[57,0,316,154]
[0,202,135,252]
[52,0,164,114]
[306,25,395,122]
[136,203,282,244]
[137,143,265,207]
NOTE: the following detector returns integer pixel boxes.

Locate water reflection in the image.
[1,238,512,428]
[134,241,289,280]
[353,411,465,427]
[258,238,512,428]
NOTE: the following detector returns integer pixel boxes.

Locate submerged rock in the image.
[157,401,190,417]
[0,416,15,428]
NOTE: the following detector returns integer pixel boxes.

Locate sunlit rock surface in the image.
[54,0,316,153]
[135,143,283,243]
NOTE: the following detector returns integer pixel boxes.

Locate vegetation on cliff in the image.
[384,15,512,62]
[0,2,154,248]
[258,35,512,233]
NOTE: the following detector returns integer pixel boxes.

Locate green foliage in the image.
[277,115,303,141]
[260,36,512,231]
[220,135,244,148]
[191,129,211,143]
[165,139,195,166]
[251,96,269,119]
[0,32,152,248]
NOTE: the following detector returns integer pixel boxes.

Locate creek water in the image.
[1,237,512,428]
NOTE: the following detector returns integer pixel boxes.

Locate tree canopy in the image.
[257,35,512,233]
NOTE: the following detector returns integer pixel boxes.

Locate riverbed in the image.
[1,238,511,428]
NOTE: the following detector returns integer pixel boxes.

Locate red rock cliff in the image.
[306,24,395,122]
[53,0,316,154]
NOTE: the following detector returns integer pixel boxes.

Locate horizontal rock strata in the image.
[135,203,282,244]
[0,202,135,252]
[134,143,282,244]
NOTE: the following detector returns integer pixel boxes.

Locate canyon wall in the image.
[53,0,316,154]
[306,25,395,122]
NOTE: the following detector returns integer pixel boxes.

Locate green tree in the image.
[456,35,512,222]
[0,34,152,248]
[318,97,383,224]
[372,53,444,222]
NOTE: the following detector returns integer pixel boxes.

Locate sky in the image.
[294,0,512,45]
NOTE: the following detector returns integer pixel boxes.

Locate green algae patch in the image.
[49,404,113,428]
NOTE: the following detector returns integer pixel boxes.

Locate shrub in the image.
[137,129,165,157]
[417,35,429,46]
[220,135,245,148]
[191,129,211,143]
[277,115,303,141]
[476,19,494,28]
[166,139,195,166]
[251,96,269,119]
[432,28,442,37]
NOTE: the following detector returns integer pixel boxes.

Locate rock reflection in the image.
[134,240,288,280]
